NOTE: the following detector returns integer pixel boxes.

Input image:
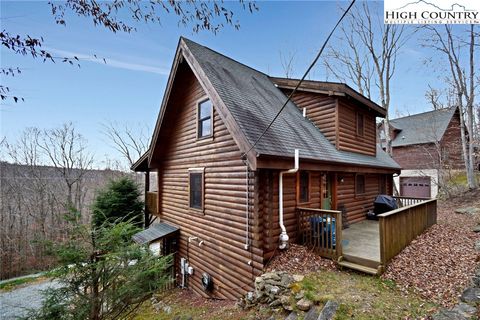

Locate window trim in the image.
[188,168,205,213]
[196,98,213,140]
[356,112,365,137]
[298,171,311,204]
[355,174,366,196]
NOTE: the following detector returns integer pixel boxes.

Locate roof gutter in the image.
[279,149,299,250]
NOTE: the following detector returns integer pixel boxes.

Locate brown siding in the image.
[337,99,376,156]
[336,173,388,223]
[440,110,464,169]
[157,62,262,300]
[282,90,338,146]
[392,144,439,170]
[391,110,463,171]
[260,169,388,259]
[260,170,322,260]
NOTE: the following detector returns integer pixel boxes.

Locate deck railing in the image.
[146,191,158,215]
[393,196,430,207]
[378,198,437,266]
[296,207,343,259]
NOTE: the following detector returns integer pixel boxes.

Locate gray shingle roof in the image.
[390,107,456,147]
[132,223,178,244]
[183,38,400,170]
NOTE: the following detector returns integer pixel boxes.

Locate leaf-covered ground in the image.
[382,190,480,307]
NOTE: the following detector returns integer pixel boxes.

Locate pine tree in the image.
[92,177,144,228]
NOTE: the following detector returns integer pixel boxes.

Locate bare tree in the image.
[38,122,94,208]
[423,25,478,189]
[2,1,258,103]
[102,122,150,168]
[324,2,407,155]
[279,50,297,79]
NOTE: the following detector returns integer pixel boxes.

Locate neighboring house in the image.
[380,107,463,198]
[131,38,432,300]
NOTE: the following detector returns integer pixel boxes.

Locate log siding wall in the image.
[337,99,376,156]
[157,63,262,300]
[260,169,390,260]
[284,90,338,146]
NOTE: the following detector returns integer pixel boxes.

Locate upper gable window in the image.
[356,112,364,137]
[197,99,212,139]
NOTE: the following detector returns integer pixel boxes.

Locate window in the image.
[355,174,365,195]
[379,175,387,194]
[197,99,212,139]
[356,112,364,136]
[189,171,204,210]
[299,171,310,203]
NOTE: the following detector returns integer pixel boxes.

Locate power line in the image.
[241,0,356,159]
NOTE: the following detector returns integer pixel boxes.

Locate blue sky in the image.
[0,1,455,167]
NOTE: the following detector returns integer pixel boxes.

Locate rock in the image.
[303,306,319,320]
[432,309,467,320]
[246,291,255,302]
[162,305,172,314]
[475,241,480,251]
[270,286,280,295]
[263,272,282,282]
[281,274,294,287]
[472,226,480,233]
[285,311,298,320]
[318,301,338,320]
[295,291,305,300]
[461,287,480,303]
[471,276,480,288]
[296,298,312,311]
[292,274,304,282]
[452,302,477,318]
[455,207,480,216]
[269,299,282,307]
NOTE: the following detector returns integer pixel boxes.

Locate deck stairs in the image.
[337,254,382,275]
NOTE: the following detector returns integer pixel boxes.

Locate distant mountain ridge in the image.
[395,0,475,11]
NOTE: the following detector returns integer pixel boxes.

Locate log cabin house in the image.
[379,107,464,198]
[132,38,437,300]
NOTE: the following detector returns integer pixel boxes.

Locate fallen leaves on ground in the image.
[264,244,336,274]
[383,190,480,308]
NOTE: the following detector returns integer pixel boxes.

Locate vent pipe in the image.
[279,149,299,250]
[302,108,307,117]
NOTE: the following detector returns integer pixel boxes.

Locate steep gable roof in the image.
[148,38,400,171]
[390,107,457,147]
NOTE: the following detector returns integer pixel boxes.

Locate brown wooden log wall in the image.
[260,169,391,260]
[337,99,376,156]
[282,90,338,146]
[156,62,262,300]
[334,173,390,224]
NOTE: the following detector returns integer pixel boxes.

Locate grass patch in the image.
[0,276,41,291]
[298,270,436,320]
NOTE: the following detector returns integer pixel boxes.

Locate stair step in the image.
[338,261,379,275]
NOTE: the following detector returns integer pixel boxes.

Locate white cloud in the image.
[46,47,170,76]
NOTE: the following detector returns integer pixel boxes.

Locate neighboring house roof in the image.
[390,107,457,147]
[132,222,179,244]
[147,38,400,171]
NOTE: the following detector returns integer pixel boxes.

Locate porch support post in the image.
[144,169,150,228]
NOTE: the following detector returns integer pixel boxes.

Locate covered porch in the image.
[296,196,437,274]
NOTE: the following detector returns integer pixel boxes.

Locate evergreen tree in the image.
[23,212,172,320]
[92,177,144,228]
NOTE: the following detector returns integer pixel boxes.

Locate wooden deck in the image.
[342,220,380,263]
[297,196,437,275]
